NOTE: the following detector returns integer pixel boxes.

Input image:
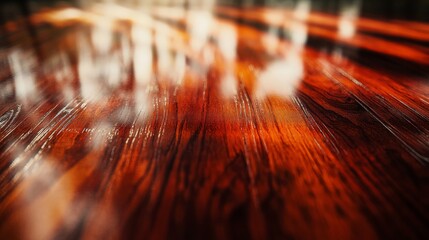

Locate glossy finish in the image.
[0,3,428,240]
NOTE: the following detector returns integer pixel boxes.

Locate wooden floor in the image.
[0,4,428,240]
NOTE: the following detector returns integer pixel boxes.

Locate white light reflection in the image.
[294,0,311,21]
[217,24,237,62]
[132,25,153,86]
[174,53,186,86]
[8,49,38,105]
[262,9,282,56]
[91,21,124,88]
[78,21,131,103]
[338,0,361,39]
[134,87,153,120]
[221,73,238,98]
[131,23,154,119]
[255,50,303,99]
[256,0,308,100]
[217,23,238,98]
[105,52,123,88]
[202,45,215,69]
[155,22,173,78]
[120,34,132,74]
[118,34,132,83]
[42,8,83,22]
[91,21,113,54]
[18,158,89,240]
[44,51,75,102]
[91,121,114,149]
[263,27,280,56]
[187,10,213,53]
[290,0,310,49]
[77,32,101,102]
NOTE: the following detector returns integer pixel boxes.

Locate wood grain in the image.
[0,4,428,240]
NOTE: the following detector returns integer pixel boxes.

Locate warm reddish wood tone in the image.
[0,5,428,240]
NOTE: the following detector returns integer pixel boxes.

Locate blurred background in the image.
[1,0,429,24]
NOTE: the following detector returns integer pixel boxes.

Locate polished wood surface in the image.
[0,3,428,240]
